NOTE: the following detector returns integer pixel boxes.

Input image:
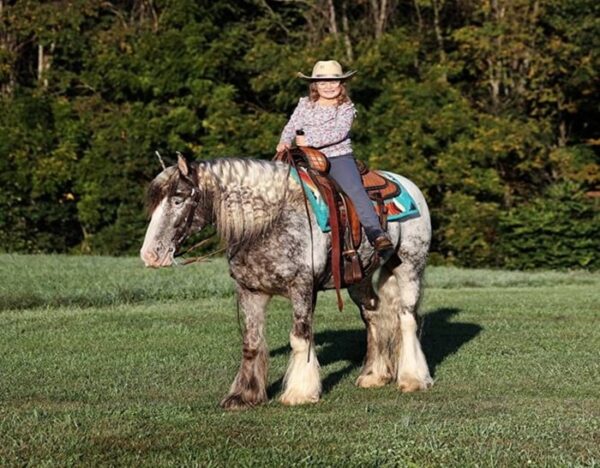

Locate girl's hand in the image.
[295,135,307,146]
[276,142,290,152]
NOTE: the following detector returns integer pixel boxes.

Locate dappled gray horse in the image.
[141,155,433,409]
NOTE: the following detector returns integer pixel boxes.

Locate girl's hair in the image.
[308,82,350,105]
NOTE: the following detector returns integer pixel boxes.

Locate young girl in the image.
[276,60,393,256]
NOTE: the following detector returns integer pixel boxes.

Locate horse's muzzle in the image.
[140,242,174,268]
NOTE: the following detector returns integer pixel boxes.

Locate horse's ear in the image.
[177,154,190,177]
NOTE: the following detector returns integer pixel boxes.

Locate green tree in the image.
[0,0,597,268]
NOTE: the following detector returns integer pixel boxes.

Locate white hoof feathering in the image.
[397,313,433,392]
[280,333,321,405]
[356,372,390,388]
[355,352,392,388]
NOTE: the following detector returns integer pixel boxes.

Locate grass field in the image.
[0,254,598,466]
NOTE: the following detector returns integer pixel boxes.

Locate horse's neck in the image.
[201,159,297,245]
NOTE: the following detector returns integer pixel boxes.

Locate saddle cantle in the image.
[357,160,401,200]
[274,147,417,310]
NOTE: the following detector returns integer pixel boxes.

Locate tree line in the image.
[0,0,598,269]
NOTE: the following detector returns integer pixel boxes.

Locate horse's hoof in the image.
[219,393,264,410]
[279,391,320,406]
[356,373,390,388]
[397,376,433,393]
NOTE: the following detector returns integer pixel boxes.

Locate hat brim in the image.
[297,70,357,80]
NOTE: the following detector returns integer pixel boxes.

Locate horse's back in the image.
[383,171,431,253]
[387,172,430,224]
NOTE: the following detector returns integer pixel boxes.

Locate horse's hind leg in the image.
[280,288,321,405]
[348,279,396,388]
[220,286,270,410]
[389,259,433,392]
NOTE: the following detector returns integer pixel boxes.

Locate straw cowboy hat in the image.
[297,60,356,80]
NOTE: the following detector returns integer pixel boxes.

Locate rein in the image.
[274,148,317,286]
[174,235,224,265]
[274,148,345,311]
[275,148,319,362]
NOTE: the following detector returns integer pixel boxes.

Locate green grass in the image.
[1,254,599,466]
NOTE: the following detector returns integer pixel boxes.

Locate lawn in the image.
[0,254,598,466]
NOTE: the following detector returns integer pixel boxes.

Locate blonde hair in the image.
[309,82,350,105]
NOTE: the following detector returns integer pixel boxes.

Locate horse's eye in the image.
[172,197,184,206]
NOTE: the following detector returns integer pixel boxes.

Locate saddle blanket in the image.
[290,168,420,233]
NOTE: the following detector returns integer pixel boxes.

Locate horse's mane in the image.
[206,158,297,245]
[146,158,299,245]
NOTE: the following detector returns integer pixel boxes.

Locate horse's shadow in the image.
[268,307,482,397]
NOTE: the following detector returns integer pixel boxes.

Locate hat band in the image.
[298,69,355,80]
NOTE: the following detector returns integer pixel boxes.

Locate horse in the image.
[140,155,433,409]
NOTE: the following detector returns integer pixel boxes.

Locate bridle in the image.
[171,186,202,249]
[167,168,212,265]
[168,174,227,266]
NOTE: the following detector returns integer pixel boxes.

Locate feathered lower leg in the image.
[221,288,270,410]
[280,289,321,405]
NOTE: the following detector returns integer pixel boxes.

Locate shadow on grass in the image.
[267,329,365,398]
[420,307,482,377]
[268,307,481,397]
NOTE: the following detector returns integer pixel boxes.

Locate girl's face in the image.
[316,80,341,100]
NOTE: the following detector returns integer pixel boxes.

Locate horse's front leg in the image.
[280,288,321,406]
[220,286,270,410]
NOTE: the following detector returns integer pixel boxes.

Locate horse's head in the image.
[140,155,209,267]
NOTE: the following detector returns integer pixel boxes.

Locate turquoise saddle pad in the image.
[290,168,420,233]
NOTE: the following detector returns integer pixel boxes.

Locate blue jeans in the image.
[328,154,384,242]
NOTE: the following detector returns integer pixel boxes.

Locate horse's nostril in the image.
[155,242,163,252]
[141,248,159,266]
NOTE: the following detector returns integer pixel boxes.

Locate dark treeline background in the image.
[0,0,598,269]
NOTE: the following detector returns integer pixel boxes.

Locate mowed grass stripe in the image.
[0,255,598,466]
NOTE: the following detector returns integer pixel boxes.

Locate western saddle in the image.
[274,147,400,310]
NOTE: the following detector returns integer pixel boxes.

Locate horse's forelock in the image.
[146,166,178,216]
[146,163,201,216]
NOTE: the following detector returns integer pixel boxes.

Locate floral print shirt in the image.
[279,97,356,158]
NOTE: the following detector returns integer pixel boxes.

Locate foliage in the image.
[0,0,598,268]
[499,182,600,270]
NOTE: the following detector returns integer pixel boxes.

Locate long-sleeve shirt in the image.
[279,97,356,158]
